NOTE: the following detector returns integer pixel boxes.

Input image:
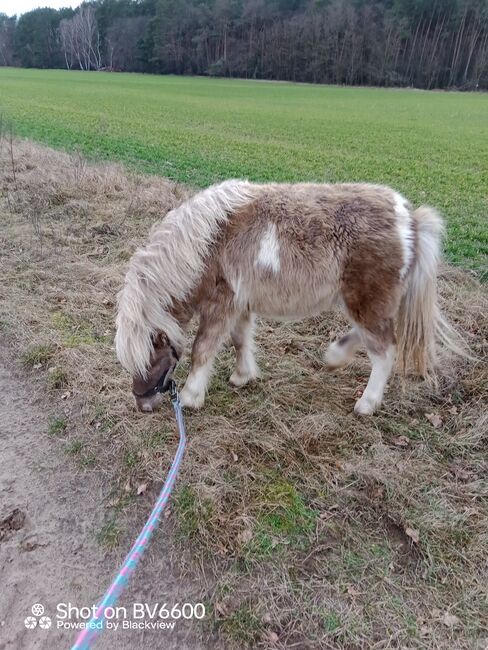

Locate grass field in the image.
[0,67,487,273]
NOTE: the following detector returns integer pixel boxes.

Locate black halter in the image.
[132,345,179,399]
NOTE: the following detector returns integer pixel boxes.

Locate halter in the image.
[132,344,180,399]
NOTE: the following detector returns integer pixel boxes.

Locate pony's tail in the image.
[396,206,467,379]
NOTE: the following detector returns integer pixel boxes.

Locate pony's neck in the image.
[168,295,196,335]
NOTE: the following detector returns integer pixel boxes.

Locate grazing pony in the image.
[115,181,460,415]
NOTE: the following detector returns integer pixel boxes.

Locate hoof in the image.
[229,371,257,387]
[180,387,205,409]
[354,396,379,416]
[324,341,351,369]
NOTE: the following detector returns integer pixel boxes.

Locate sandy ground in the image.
[0,347,211,650]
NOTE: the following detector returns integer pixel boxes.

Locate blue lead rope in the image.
[71,382,186,649]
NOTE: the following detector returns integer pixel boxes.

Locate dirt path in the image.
[0,348,211,650]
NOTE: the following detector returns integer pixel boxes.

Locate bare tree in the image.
[59,5,102,70]
[59,18,75,69]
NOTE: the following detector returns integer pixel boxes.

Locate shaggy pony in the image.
[115,180,461,415]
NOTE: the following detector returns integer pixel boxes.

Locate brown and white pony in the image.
[115,181,461,415]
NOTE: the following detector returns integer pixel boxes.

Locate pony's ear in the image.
[151,331,169,350]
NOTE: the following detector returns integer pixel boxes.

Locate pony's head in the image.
[114,257,185,413]
[130,332,180,412]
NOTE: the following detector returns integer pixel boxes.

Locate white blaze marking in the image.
[394,192,414,279]
[256,223,280,273]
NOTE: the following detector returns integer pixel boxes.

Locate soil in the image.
[0,347,210,650]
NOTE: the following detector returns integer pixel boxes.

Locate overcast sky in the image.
[1,0,77,15]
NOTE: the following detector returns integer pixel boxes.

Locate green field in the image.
[0,67,487,271]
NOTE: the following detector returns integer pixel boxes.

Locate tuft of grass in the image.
[322,611,342,634]
[96,518,121,550]
[51,312,109,347]
[48,416,67,436]
[48,367,68,389]
[218,606,262,646]
[123,450,138,469]
[245,477,318,559]
[174,485,214,540]
[64,439,96,467]
[21,344,55,367]
[64,439,84,455]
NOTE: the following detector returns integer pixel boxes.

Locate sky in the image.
[1,0,77,15]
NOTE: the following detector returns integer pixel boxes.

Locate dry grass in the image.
[1,139,487,649]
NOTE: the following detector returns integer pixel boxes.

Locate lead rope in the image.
[71,380,186,650]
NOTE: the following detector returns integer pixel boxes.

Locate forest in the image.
[1,0,488,89]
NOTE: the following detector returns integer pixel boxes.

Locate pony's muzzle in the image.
[132,364,176,413]
[135,392,165,413]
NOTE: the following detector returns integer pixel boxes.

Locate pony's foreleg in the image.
[230,311,259,387]
[354,321,396,416]
[180,287,237,409]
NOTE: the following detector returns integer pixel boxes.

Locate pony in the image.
[115,180,461,415]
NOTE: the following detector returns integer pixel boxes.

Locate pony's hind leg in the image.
[230,311,259,387]
[354,321,396,416]
[324,328,361,368]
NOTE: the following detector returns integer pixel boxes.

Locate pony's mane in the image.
[115,179,257,377]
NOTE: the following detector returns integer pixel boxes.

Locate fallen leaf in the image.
[449,464,471,481]
[372,485,385,498]
[238,528,253,544]
[137,482,148,496]
[214,602,228,618]
[425,412,443,428]
[265,630,279,644]
[442,612,461,628]
[419,625,432,637]
[319,511,333,520]
[392,435,410,447]
[347,585,361,597]
[405,527,420,544]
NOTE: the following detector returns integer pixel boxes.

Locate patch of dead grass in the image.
[1,138,487,649]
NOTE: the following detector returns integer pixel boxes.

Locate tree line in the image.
[1,0,488,89]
